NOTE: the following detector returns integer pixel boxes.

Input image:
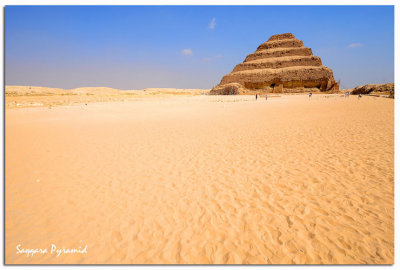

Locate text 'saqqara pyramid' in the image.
[210,33,339,94]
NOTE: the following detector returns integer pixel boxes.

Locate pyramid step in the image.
[220,66,335,90]
[257,39,304,50]
[245,47,313,61]
[234,56,322,72]
[267,33,296,41]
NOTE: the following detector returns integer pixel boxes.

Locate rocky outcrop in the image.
[210,33,338,95]
[350,83,394,96]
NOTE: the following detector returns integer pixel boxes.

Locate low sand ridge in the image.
[5,86,209,108]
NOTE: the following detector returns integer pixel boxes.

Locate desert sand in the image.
[5,85,208,109]
[5,91,394,264]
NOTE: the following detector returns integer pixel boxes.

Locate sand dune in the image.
[5,94,393,264]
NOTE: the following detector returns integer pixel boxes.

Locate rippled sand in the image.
[5,94,394,264]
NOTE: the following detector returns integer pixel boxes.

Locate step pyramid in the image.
[210,33,338,94]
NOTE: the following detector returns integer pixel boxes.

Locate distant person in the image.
[265,94,268,100]
[255,94,258,100]
[345,91,350,98]
[358,93,362,99]
[309,93,312,99]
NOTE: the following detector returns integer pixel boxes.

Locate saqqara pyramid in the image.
[210,33,338,94]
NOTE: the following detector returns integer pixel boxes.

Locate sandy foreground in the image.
[5,93,394,264]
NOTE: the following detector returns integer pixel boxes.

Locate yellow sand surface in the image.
[5,94,394,264]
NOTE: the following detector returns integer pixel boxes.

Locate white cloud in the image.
[347,43,364,48]
[181,49,193,56]
[209,18,216,29]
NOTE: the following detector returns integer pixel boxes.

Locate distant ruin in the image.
[210,33,339,94]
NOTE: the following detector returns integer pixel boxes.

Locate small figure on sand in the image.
[309,93,312,99]
[255,94,258,100]
[345,91,350,98]
[265,94,268,100]
[358,93,362,99]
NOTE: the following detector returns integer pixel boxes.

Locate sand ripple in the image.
[6,95,393,264]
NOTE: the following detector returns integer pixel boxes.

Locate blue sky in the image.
[5,5,394,89]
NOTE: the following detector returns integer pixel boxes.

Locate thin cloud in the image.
[215,54,224,58]
[209,18,216,29]
[181,49,193,56]
[202,57,211,63]
[347,43,364,48]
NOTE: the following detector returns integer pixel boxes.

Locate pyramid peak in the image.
[267,33,296,41]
